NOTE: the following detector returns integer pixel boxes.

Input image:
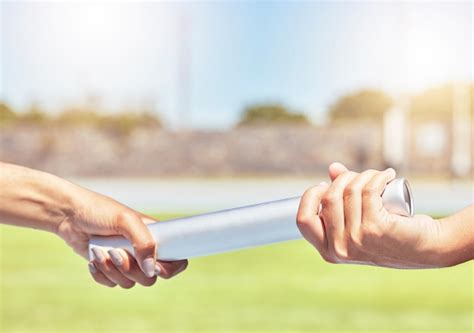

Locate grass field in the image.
[1,212,472,332]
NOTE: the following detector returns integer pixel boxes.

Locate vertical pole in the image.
[383,95,409,172]
[177,15,191,130]
[451,83,471,178]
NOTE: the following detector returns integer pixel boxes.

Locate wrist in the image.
[29,170,80,235]
[398,214,462,268]
[49,177,80,235]
[435,213,473,267]
[406,215,449,268]
[0,162,78,234]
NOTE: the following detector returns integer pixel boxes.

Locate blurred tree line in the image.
[0,102,161,135]
[328,89,392,123]
[1,83,472,129]
[238,104,309,126]
[409,84,474,119]
[328,84,474,123]
[238,83,473,126]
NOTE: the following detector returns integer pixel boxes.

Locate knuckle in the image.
[322,254,338,264]
[361,224,383,240]
[343,186,358,199]
[115,214,131,233]
[346,244,358,259]
[101,280,116,288]
[115,210,140,232]
[92,275,101,284]
[304,186,321,197]
[362,185,377,197]
[117,210,137,222]
[348,232,362,248]
[321,193,337,207]
[119,270,134,280]
[361,169,377,177]
[346,236,363,258]
[137,240,156,253]
[140,277,157,287]
[338,170,355,180]
[296,214,313,227]
[345,171,358,178]
[120,281,136,289]
[333,245,349,261]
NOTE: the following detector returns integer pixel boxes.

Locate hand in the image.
[57,190,188,288]
[0,162,187,288]
[296,162,456,268]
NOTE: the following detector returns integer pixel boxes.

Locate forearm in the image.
[437,205,474,266]
[0,162,79,234]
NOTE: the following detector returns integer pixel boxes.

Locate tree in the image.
[55,108,103,126]
[20,103,48,123]
[0,102,16,124]
[328,90,392,123]
[410,84,474,119]
[55,106,162,135]
[103,111,162,135]
[238,104,309,126]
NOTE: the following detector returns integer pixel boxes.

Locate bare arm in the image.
[0,162,187,288]
[0,162,76,233]
[437,205,474,266]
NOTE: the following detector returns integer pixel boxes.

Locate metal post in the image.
[451,83,471,178]
[177,15,191,130]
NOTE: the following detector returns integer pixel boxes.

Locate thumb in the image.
[328,162,349,182]
[115,211,157,278]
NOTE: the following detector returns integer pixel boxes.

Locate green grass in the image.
[1,213,472,332]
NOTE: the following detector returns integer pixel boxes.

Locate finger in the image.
[140,213,158,224]
[88,262,117,288]
[320,171,358,259]
[362,168,397,222]
[91,247,136,289]
[156,260,189,279]
[343,169,378,236]
[108,248,157,287]
[296,183,329,256]
[115,211,157,278]
[328,162,349,182]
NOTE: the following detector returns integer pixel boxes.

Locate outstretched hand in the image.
[57,192,187,288]
[0,162,188,289]
[296,162,460,268]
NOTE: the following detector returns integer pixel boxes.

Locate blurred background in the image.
[0,1,472,332]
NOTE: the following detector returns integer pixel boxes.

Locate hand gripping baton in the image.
[89,178,414,261]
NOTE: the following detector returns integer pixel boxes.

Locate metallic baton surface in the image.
[89,178,413,261]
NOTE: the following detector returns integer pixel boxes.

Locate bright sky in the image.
[0,1,472,128]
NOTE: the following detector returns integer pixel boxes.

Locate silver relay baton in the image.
[89,178,414,261]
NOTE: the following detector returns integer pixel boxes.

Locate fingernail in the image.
[143,258,156,277]
[91,247,105,263]
[319,181,328,186]
[108,249,123,266]
[154,264,161,277]
[88,262,97,274]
